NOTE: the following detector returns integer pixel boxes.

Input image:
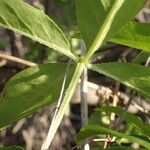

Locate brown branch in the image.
[0,52,36,67]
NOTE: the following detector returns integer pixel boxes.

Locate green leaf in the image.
[96,106,150,137]
[132,51,150,64]
[91,147,141,150]
[0,146,23,150]
[0,63,75,130]
[77,125,150,149]
[111,22,150,52]
[0,0,77,61]
[52,0,75,27]
[77,105,150,149]
[87,108,110,127]
[101,146,133,150]
[76,0,146,50]
[89,62,150,99]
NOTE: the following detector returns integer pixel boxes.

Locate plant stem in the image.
[81,67,89,150]
[42,1,126,148]
[80,41,88,127]
[81,67,88,126]
[83,0,125,63]
[50,60,71,129]
[41,63,85,150]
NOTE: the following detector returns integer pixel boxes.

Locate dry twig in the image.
[0,52,36,67]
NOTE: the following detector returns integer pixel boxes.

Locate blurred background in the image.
[0,0,150,149]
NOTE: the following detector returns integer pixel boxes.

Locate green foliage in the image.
[77,125,150,149]
[77,106,150,149]
[0,0,150,149]
[0,0,77,61]
[91,147,137,150]
[0,63,74,129]
[90,62,150,99]
[0,146,23,150]
[132,51,150,64]
[98,106,150,137]
[111,22,150,52]
[76,0,146,50]
[52,0,75,27]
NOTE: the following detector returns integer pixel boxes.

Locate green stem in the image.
[65,50,79,62]
[41,63,85,150]
[83,0,125,63]
[42,1,126,149]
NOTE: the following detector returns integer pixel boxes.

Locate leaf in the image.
[91,147,141,150]
[132,51,150,64]
[76,0,146,50]
[0,146,23,150]
[111,22,150,52]
[90,62,150,100]
[0,63,75,129]
[52,0,75,27]
[96,106,150,137]
[0,0,77,61]
[77,125,150,149]
[102,146,133,150]
[77,105,150,149]
[87,109,110,127]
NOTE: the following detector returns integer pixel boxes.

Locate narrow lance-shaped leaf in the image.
[92,146,133,150]
[0,63,75,130]
[0,0,77,61]
[77,125,150,149]
[91,147,137,150]
[110,22,150,52]
[76,0,147,51]
[77,106,150,149]
[89,62,150,100]
[97,106,150,137]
